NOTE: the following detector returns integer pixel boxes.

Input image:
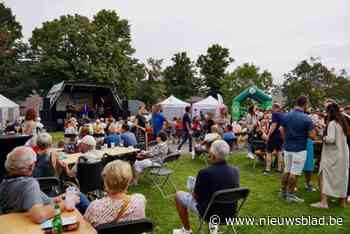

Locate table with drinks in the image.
[61,146,140,165]
[0,209,96,234]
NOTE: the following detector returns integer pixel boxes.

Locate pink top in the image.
[84,193,146,227]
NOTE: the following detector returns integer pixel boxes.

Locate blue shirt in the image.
[270,112,284,140]
[281,109,314,152]
[194,161,240,217]
[223,132,236,141]
[152,113,165,135]
[121,131,137,147]
[104,133,121,148]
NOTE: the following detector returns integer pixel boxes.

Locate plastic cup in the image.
[65,187,79,212]
[186,176,196,191]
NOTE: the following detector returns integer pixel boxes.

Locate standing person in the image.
[246,105,259,159]
[215,106,231,131]
[151,105,165,140]
[203,113,215,134]
[23,108,38,135]
[177,106,193,156]
[264,104,284,175]
[311,103,350,208]
[280,96,316,203]
[136,105,147,129]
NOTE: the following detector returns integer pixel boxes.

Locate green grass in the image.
[50,132,350,233]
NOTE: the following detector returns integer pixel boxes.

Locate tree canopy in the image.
[197,44,234,96]
[282,57,350,108]
[29,10,141,97]
[221,63,273,106]
[163,52,198,99]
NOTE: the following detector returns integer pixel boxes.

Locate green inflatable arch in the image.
[231,86,272,120]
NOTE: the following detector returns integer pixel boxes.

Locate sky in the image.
[4,0,350,84]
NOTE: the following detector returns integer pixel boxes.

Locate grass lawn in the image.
[51,132,350,233]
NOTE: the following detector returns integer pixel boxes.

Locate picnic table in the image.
[0,209,96,234]
[62,146,140,165]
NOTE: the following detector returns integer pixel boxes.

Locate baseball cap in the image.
[81,135,96,146]
[203,133,221,144]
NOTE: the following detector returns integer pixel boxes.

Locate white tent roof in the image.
[159,95,190,107]
[0,94,19,108]
[193,96,219,107]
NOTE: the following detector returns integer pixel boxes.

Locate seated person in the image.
[248,127,267,159]
[32,133,90,213]
[92,119,104,135]
[193,132,221,158]
[232,121,242,134]
[223,125,236,144]
[78,125,92,140]
[64,119,78,135]
[33,133,70,178]
[133,131,169,184]
[0,146,81,223]
[84,160,146,227]
[104,123,121,148]
[120,124,137,147]
[175,140,240,234]
[71,135,103,176]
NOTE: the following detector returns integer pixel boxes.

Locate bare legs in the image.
[175,194,191,231]
[265,150,283,172]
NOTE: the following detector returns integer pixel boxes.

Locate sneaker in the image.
[209,223,219,234]
[286,193,304,203]
[191,150,195,160]
[263,170,271,175]
[247,152,255,160]
[310,202,328,209]
[305,184,316,192]
[173,228,192,234]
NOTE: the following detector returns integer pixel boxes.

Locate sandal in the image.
[310,202,328,209]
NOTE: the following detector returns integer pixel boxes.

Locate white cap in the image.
[203,133,221,143]
[81,135,96,146]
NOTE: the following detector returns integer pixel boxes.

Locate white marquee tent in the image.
[159,95,190,120]
[192,96,220,117]
[0,94,19,126]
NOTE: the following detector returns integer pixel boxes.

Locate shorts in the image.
[176,191,199,215]
[266,139,283,153]
[134,159,160,173]
[284,150,307,176]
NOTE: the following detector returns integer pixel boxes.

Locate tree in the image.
[197,44,234,96]
[282,57,350,108]
[133,58,165,105]
[0,3,34,98]
[30,10,142,97]
[221,63,273,106]
[163,52,197,99]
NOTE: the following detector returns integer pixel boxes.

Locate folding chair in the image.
[76,157,104,200]
[36,177,62,197]
[96,218,154,234]
[196,187,250,234]
[149,152,181,198]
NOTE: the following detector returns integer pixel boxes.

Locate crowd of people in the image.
[1,96,350,234]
